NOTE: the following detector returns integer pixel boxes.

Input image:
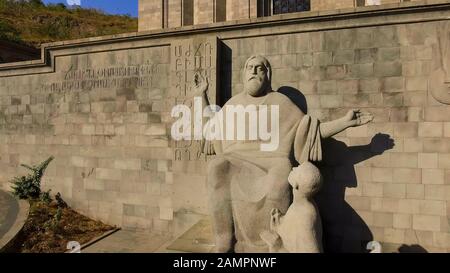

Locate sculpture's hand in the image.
[193,72,209,97]
[260,230,282,253]
[344,109,374,127]
[270,208,282,231]
[321,109,373,138]
[207,142,216,156]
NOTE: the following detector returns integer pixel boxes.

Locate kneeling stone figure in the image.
[260,162,324,253]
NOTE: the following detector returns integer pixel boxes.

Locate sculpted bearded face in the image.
[243,56,271,97]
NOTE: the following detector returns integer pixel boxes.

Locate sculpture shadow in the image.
[398,244,429,253]
[219,42,233,106]
[316,135,395,253]
[278,86,308,114]
[278,86,395,253]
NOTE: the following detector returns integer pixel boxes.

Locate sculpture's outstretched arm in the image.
[320,109,373,139]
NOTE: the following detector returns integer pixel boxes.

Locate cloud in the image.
[67,0,81,6]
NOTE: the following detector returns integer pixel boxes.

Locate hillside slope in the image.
[0,0,137,48]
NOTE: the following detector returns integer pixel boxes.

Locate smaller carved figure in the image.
[260,162,323,253]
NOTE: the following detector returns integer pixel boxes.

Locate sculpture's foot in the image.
[213,235,234,253]
[213,246,233,253]
[260,230,283,253]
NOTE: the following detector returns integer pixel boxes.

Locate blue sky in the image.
[43,0,138,17]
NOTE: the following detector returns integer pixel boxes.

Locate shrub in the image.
[37,16,75,39]
[0,21,21,43]
[44,207,62,232]
[29,0,44,7]
[40,189,52,204]
[11,156,54,200]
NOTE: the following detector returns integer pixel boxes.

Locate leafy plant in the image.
[40,189,52,204]
[44,207,62,231]
[0,20,22,43]
[10,156,54,200]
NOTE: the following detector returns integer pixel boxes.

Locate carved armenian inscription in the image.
[170,37,218,161]
[41,64,158,93]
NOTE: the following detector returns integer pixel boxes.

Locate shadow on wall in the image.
[278,86,308,114]
[219,43,233,106]
[278,86,396,253]
[318,136,394,253]
[398,244,429,253]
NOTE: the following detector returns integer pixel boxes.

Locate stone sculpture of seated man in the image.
[194,55,373,253]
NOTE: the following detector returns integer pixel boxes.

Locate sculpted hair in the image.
[243,55,272,88]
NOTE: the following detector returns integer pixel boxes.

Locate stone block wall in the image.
[1,2,449,252]
[311,0,354,11]
[226,0,258,21]
[222,18,450,252]
[139,0,163,31]
[194,0,214,25]
[0,46,175,234]
[168,0,182,28]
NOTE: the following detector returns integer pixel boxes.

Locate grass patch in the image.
[4,156,115,253]
[0,0,137,48]
[5,199,114,253]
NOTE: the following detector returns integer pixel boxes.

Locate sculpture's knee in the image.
[208,157,229,174]
[214,233,234,253]
[267,164,292,200]
[207,157,230,188]
[260,230,283,253]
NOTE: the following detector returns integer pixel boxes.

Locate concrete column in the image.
[226,0,251,21]
[311,0,355,11]
[336,0,356,9]
[194,0,215,25]
[250,0,258,18]
[168,0,182,28]
[138,0,163,31]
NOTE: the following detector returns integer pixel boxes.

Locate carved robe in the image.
[206,91,322,253]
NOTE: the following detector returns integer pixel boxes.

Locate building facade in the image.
[0,0,449,252]
[139,0,425,31]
